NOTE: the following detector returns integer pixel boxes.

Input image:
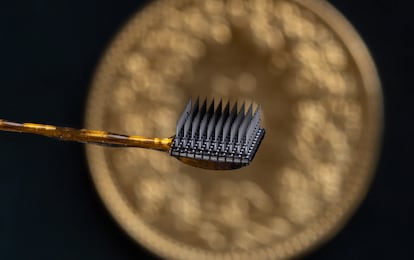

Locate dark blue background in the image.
[0,0,412,259]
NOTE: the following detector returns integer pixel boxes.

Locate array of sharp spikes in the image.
[173,97,263,159]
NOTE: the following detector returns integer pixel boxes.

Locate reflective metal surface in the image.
[85,0,382,259]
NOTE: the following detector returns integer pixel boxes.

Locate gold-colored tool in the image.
[0,98,265,170]
[0,119,172,150]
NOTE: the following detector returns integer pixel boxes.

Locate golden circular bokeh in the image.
[85,0,382,259]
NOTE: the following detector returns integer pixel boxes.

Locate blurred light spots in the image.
[319,72,348,95]
[265,27,285,51]
[162,6,183,27]
[288,138,317,165]
[130,72,152,93]
[199,222,227,250]
[215,179,240,196]
[324,40,348,70]
[342,102,362,138]
[294,123,319,145]
[251,0,274,12]
[147,151,174,172]
[111,148,144,167]
[154,55,193,81]
[141,29,172,49]
[146,74,166,96]
[134,176,168,222]
[267,217,292,237]
[288,68,315,95]
[183,8,209,38]
[136,177,166,202]
[211,23,232,44]
[274,1,301,20]
[289,27,353,97]
[141,29,206,59]
[227,0,247,17]
[274,2,317,40]
[288,18,316,40]
[294,42,322,66]
[219,196,250,228]
[269,52,289,74]
[323,123,351,164]
[210,72,261,100]
[315,26,334,44]
[278,167,309,189]
[291,99,353,165]
[226,0,249,27]
[309,163,342,202]
[294,100,327,126]
[233,230,258,250]
[250,15,285,50]
[96,0,373,255]
[171,196,202,231]
[207,231,227,250]
[113,80,136,109]
[237,72,257,93]
[204,0,225,14]
[197,179,282,247]
[240,181,273,213]
[270,53,289,68]
[122,113,147,134]
[185,38,206,58]
[124,53,149,75]
[248,223,275,244]
[111,150,142,178]
[149,108,177,135]
[171,175,197,193]
[211,74,233,96]
[277,167,321,225]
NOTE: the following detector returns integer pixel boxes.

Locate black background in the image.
[0,1,412,259]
